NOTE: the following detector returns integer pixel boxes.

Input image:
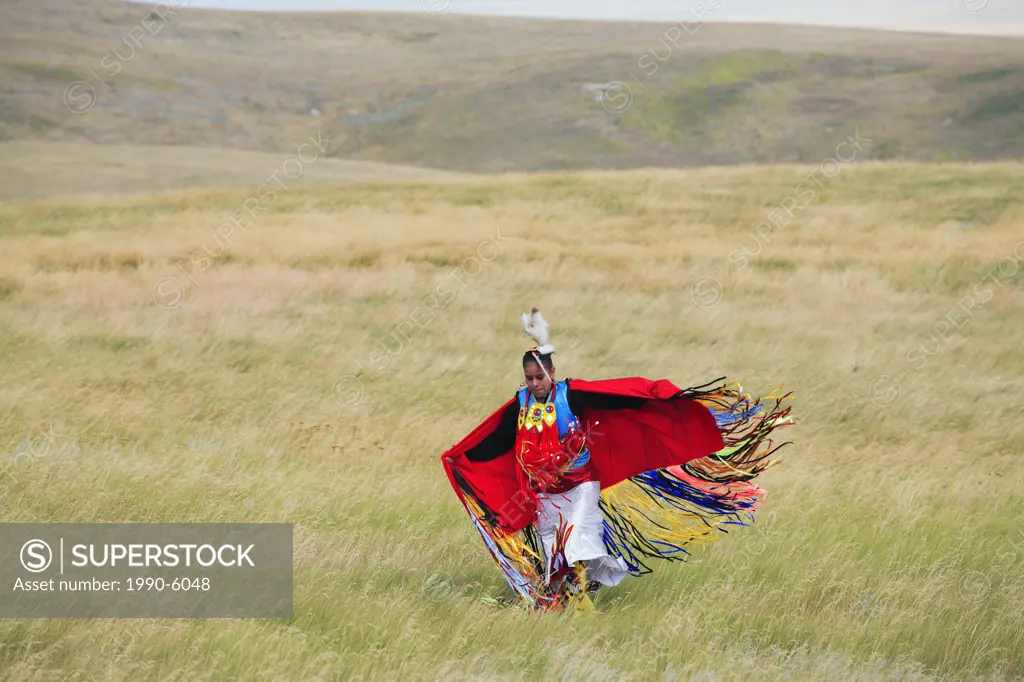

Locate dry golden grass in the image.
[0,161,1022,680]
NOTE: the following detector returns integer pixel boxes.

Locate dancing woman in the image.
[441,308,794,612]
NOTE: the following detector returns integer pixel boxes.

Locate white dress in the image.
[535,480,630,587]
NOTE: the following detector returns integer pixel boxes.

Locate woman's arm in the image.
[463,399,519,462]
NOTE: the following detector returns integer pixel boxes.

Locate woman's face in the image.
[523,361,554,401]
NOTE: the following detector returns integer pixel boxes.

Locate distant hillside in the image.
[0,141,469,201]
[2,0,1024,173]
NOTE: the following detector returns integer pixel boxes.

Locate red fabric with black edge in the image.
[441,376,725,533]
[568,377,725,490]
[441,397,533,530]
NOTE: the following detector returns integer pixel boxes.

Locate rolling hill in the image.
[2,0,1024,179]
[0,140,469,201]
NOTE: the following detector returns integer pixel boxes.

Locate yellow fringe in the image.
[459,494,546,591]
[600,479,735,552]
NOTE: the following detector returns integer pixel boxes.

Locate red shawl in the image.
[441,376,725,533]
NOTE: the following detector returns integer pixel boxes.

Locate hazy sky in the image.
[147,0,1024,36]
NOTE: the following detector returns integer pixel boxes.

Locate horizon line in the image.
[124,2,1024,39]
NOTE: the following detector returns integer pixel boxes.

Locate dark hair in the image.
[522,350,553,371]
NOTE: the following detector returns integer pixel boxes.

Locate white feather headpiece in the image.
[521,307,556,355]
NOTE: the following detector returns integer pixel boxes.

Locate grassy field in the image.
[0,141,469,200]
[1,160,1022,680]
[4,0,1024,172]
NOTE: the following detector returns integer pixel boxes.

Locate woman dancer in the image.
[441,308,794,612]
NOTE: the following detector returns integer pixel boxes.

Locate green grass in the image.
[623,51,798,142]
[969,91,1024,120]
[955,67,1021,85]
[1,60,81,83]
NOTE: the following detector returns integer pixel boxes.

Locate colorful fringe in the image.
[451,490,552,608]
[599,380,794,577]
[449,378,794,611]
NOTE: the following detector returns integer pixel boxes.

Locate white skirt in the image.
[535,481,630,587]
